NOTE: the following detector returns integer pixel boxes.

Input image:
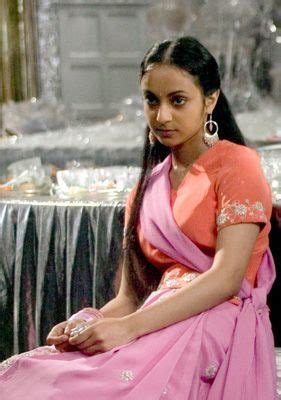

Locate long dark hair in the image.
[123,36,246,305]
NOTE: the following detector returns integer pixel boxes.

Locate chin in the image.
[158,139,177,148]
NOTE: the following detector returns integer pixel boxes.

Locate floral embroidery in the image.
[216,200,266,228]
[216,211,228,226]
[254,201,264,212]
[204,364,218,378]
[159,272,200,290]
[0,346,58,376]
[166,279,181,288]
[233,203,247,216]
[121,370,134,382]
[201,363,219,382]
[182,272,199,282]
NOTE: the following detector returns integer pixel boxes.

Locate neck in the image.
[171,139,208,171]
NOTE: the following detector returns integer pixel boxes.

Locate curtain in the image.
[0,0,38,107]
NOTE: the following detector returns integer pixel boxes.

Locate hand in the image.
[68,317,136,355]
[46,319,86,352]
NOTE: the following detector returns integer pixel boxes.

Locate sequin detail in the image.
[216,200,266,227]
[201,364,218,381]
[256,306,268,316]
[162,387,169,395]
[121,370,134,382]
[230,295,242,305]
[182,272,199,282]
[0,346,57,376]
[159,271,200,290]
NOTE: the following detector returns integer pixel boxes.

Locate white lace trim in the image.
[0,346,58,376]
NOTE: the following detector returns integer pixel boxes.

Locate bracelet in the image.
[68,307,104,322]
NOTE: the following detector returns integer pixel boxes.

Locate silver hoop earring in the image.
[203,114,219,147]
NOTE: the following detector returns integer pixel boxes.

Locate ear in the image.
[205,89,220,114]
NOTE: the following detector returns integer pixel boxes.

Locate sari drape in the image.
[140,154,277,399]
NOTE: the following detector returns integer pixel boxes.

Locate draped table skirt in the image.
[0,194,125,359]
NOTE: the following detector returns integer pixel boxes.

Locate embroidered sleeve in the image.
[216,199,267,228]
[216,148,271,231]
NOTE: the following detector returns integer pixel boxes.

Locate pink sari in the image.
[0,155,277,399]
[140,154,277,399]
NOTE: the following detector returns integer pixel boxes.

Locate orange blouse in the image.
[125,140,272,287]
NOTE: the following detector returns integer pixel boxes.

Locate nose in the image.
[156,103,172,124]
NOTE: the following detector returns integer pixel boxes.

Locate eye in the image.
[144,93,158,105]
[171,96,186,106]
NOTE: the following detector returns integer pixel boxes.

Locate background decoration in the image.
[146,0,202,40]
[0,0,38,134]
[0,0,38,103]
[145,0,280,140]
[37,0,61,103]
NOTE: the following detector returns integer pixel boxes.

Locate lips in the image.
[155,129,176,138]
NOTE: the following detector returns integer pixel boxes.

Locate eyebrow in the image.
[143,90,188,97]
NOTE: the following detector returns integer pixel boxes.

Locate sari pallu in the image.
[140,154,277,399]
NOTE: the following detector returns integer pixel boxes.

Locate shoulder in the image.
[217,140,261,169]
[214,140,271,201]
[215,140,265,184]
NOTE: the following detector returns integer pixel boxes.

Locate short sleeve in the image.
[215,147,272,231]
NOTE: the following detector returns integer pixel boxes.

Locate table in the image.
[0,193,280,361]
[0,193,126,360]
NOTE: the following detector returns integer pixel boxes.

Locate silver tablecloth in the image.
[0,193,126,360]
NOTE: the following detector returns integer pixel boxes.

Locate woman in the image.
[0,36,277,399]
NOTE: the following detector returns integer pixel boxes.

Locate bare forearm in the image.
[126,268,236,337]
[125,224,258,338]
[100,295,138,318]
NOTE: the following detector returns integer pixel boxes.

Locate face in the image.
[141,64,217,149]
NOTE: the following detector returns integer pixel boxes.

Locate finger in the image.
[64,322,78,335]
[46,334,69,346]
[69,332,89,346]
[74,337,100,350]
[55,342,76,353]
[64,320,85,335]
[55,342,70,352]
[81,344,105,355]
[68,328,92,346]
[69,322,90,339]
[47,321,67,339]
